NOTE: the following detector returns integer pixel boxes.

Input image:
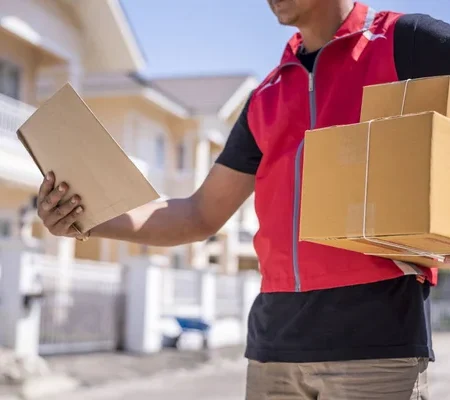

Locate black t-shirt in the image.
[216,13,450,363]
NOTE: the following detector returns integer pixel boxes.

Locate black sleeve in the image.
[215,95,263,175]
[395,14,450,80]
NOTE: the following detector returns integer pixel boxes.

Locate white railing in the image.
[216,274,243,318]
[31,253,123,288]
[161,268,203,317]
[0,93,35,151]
[0,93,42,187]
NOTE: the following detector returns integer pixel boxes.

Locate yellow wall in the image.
[0,0,83,61]
[0,0,84,104]
[239,257,259,271]
[75,237,101,261]
[0,183,35,209]
[85,96,199,177]
[0,31,40,104]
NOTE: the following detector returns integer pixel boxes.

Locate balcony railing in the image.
[0,94,43,186]
[0,93,36,153]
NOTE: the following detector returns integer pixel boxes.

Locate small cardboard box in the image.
[300,111,450,268]
[17,83,160,234]
[360,76,450,122]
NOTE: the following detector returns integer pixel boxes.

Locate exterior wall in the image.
[0,31,39,104]
[0,0,83,63]
[226,97,247,127]
[83,97,129,145]
[86,96,198,199]
[0,183,35,209]
[75,237,101,260]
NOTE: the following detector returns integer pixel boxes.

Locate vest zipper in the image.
[291,29,370,292]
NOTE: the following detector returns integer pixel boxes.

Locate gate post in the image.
[0,241,43,357]
[124,258,162,354]
[240,271,261,342]
[200,270,216,324]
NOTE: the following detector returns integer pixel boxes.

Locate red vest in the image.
[248,2,438,293]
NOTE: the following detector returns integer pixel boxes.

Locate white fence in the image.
[10,253,261,355]
[216,274,243,319]
[31,254,125,355]
[161,268,203,317]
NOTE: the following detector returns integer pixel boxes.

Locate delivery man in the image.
[36,1,450,398]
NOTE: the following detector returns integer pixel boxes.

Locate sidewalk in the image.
[45,345,244,388]
[1,335,450,399]
[44,333,450,400]
[0,345,244,399]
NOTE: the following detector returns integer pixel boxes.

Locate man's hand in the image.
[37,164,255,246]
[37,171,84,237]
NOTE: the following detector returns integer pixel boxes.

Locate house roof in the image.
[81,71,259,120]
[134,74,258,115]
[82,72,190,119]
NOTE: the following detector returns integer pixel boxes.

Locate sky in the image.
[122,0,450,81]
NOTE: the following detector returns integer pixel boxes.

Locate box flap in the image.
[360,76,450,122]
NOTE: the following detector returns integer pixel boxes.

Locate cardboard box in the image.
[17,83,160,234]
[360,76,450,122]
[300,111,450,268]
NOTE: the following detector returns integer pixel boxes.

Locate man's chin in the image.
[276,15,298,26]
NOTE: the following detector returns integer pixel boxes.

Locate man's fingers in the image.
[39,182,69,214]
[51,206,84,236]
[38,172,55,204]
[43,196,81,228]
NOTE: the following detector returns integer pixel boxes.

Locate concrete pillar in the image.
[220,217,239,274]
[124,259,162,354]
[191,135,212,270]
[240,271,261,342]
[194,137,210,189]
[191,241,208,270]
[200,271,216,324]
[0,242,42,357]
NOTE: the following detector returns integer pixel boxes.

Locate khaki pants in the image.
[246,358,428,400]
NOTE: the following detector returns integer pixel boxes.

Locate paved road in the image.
[48,358,247,400]
[47,333,450,400]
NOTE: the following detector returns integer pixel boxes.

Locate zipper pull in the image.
[308,73,314,92]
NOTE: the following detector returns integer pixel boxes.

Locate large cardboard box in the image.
[300,111,450,267]
[360,76,450,122]
[17,83,160,234]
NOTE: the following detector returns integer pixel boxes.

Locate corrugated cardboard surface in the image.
[300,111,450,267]
[360,76,450,122]
[17,83,160,233]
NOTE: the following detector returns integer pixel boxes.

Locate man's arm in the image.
[395,14,450,80]
[90,165,254,245]
[37,96,263,246]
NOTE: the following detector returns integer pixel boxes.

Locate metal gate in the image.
[35,255,125,355]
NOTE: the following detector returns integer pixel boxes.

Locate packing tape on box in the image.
[400,79,411,115]
[361,119,447,263]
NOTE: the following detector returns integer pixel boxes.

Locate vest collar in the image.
[281,2,374,63]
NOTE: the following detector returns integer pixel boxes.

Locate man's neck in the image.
[297,1,354,53]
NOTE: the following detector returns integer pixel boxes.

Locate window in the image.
[173,253,183,269]
[0,218,12,238]
[176,142,186,171]
[0,60,20,99]
[155,135,165,169]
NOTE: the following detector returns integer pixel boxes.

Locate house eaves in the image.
[70,0,146,73]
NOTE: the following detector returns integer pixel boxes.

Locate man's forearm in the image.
[90,197,211,246]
